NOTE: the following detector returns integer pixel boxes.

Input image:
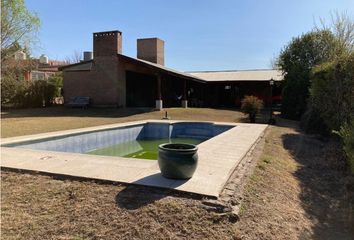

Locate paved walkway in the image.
[1,120,267,197]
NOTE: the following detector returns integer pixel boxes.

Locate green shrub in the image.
[310,53,354,131]
[48,72,63,97]
[1,73,21,105]
[26,80,57,107]
[338,121,354,174]
[241,95,263,123]
[1,78,57,108]
[300,106,330,135]
[277,30,337,120]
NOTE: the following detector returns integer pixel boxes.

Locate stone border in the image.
[1,120,267,197]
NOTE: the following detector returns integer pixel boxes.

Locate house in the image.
[60,30,283,109]
[13,51,66,81]
[24,58,66,81]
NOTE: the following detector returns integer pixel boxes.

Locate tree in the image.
[316,12,354,55]
[277,30,337,119]
[1,0,40,63]
[306,13,354,172]
[305,13,354,133]
[65,50,82,64]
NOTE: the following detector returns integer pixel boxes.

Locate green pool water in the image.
[86,138,203,160]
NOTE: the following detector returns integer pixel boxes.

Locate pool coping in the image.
[1,120,268,198]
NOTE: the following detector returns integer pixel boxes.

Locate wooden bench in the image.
[67,96,91,108]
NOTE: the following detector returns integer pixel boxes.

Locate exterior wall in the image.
[137,38,164,65]
[30,71,56,81]
[63,55,159,107]
[64,31,126,107]
[23,70,57,81]
[63,55,122,106]
[117,59,126,107]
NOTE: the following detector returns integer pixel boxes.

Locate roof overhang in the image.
[188,69,284,82]
[58,60,93,71]
[118,54,206,83]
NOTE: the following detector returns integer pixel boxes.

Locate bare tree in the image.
[316,12,354,54]
[64,50,82,64]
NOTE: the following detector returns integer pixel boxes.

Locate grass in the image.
[237,119,354,239]
[1,107,353,239]
[1,173,237,239]
[1,107,249,138]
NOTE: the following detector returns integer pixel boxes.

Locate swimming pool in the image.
[87,137,203,160]
[1,120,268,196]
[4,122,233,159]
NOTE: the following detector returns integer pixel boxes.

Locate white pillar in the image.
[181,100,188,108]
[155,99,163,110]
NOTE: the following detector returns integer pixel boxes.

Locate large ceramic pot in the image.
[158,143,198,179]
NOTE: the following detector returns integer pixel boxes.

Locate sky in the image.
[26,0,354,71]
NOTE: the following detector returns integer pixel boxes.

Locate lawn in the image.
[1,107,253,138]
[1,107,353,239]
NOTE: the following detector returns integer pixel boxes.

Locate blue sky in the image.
[27,0,353,71]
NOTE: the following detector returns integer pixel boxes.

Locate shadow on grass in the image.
[282,132,354,239]
[1,106,155,119]
[115,173,200,210]
[115,185,169,210]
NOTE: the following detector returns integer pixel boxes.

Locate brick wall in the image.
[93,31,122,57]
[137,38,164,65]
[63,55,161,107]
[63,55,123,106]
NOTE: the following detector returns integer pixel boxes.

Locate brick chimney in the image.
[137,38,164,65]
[93,30,122,57]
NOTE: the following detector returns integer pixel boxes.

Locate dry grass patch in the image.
[236,120,354,240]
[1,107,246,138]
[1,171,240,240]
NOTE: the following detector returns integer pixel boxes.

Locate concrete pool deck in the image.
[1,120,267,197]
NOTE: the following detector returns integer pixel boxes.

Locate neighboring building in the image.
[60,30,283,109]
[24,57,66,81]
[13,51,67,81]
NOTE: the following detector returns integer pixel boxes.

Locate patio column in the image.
[181,79,188,108]
[155,74,163,110]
